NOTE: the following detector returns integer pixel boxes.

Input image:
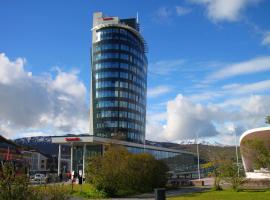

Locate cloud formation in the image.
[262,31,270,46]
[149,59,185,75]
[148,85,172,98]
[189,0,261,22]
[208,56,270,80]
[156,6,172,20]
[222,79,270,94]
[0,53,89,138]
[146,94,270,144]
[164,94,220,140]
[154,6,192,23]
[175,6,192,16]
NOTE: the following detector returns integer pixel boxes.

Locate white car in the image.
[34,174,47,183]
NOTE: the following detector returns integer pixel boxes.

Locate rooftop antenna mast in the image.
[136,12,139,23]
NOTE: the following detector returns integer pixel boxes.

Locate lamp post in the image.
[196,132,201,180]
[234,130,240,178]
[229,124,240,177]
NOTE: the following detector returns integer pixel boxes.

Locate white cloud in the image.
[164,94,219,140]
[222,79,270,94]
[149,59,185,75]
[189,0,261,22]
[148,85,172,98]
[189,92,221,102]
[189,79,270,104]
[146,112,167,141]
[146,93,270,144]
[0,53,89,138]
[0,53,28,84]
[154,6,192,23]
[234,95,269,116]
[175,6,192,16]
[154,6,172,22]
[51,70,86,99]
[262,31,270,46]
[208,56,270,80]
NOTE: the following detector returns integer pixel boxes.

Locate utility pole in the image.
[234,130,240,177]
[229,124,240,177]
[196,132,201,180]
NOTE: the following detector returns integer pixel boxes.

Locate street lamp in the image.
[228,124,240,177]
[196,132,201,180]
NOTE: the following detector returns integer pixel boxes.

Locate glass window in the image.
[119,121,127,128]
[120,44,129,51]
[119,72,128,79]
[96,80,119,88]
[94,52,119,61]
[96,90,118,98]
[120,53,129,60]
[94,43,119,52]
[96,100,118,108]
[119,62,129,70]
[95,62,119,70]
[95,71,119,79]
[105,121,118,128]
[119,81,128,88]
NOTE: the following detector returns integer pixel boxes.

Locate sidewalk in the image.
[70,178,213,200]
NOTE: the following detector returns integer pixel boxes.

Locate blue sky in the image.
[1,0,270,144]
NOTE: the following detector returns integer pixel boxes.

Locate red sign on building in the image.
[65,137,81,142]
[103,17,114,21]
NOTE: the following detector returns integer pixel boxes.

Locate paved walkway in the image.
[70,186,210,200]
[128,186,210,199]
[70,178,213,200]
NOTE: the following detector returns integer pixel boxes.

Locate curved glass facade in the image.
[92,26,147,143]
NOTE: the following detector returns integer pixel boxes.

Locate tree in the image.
[242,139,270,170]
[266,116,270,124]
[87,145,133,195]
[207,151,226,191]
[207,150,245,191]
[218,159,245,191]
[126,153,168,192]
[0,162,41,200]
[85,145,169,196]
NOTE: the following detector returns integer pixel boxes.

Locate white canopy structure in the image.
[240,127,270,179]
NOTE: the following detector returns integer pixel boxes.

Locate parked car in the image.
[31,173,47,184]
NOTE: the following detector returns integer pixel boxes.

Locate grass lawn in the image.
[62,183,107,199]
[169,189,270,200]
[35,183,107,199]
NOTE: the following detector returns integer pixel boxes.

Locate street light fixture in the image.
[228,124,240,177]
[196,132,201,180]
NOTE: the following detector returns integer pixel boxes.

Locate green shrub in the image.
[242,139,270,170]
[85,145,169,196]
[219,161,245,191]
[0,162,70,200]
[0,162,42,200]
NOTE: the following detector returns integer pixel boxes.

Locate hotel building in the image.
[52,12,195,176]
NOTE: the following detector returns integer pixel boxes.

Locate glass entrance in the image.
[72,146,83,176]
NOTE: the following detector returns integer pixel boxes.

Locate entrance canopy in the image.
[52,135,196,177]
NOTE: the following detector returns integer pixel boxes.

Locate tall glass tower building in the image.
[90,12,148,144]
[52,12,196,176]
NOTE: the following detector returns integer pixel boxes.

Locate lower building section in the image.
[52,136,196,177]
